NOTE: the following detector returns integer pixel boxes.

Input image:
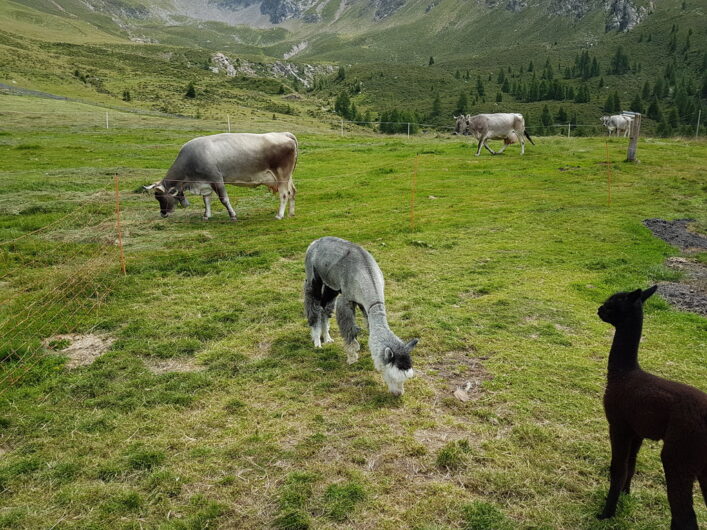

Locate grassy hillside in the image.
[1,93,706,528]
[1,0,706,141]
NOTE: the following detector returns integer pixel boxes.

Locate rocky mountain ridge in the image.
[93,0,652,28]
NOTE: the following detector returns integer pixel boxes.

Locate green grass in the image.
[0,98,706,527]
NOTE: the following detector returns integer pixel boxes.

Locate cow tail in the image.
[287,132,298,198]
[524,130,536,146]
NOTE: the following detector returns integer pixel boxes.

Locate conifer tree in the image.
[476,76,485,97]
[428,56,435,66]
[641,81,651,100]
[185,82,196,98]
[610,46,630,75]
[630,94,644,114]
[431,93,442,117]
[455,92,468,115]
[647,97,662,121]
[668,108,679,128]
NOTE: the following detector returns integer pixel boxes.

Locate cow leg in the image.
[288,181,296,217]
[275,181,289,220]
[520,135,526,155]
[483,138,496,155]
[211,183,237,221]
[475,136,484,156]
[496,141,509,154]
[202,193,212,220]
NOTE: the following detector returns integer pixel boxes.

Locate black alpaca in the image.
[597,285,707,529]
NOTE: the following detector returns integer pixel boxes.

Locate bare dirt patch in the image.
[45,333,114,368]
[642,219,707,315]
[423,348,492,400]
[143,358,204,374]
[643,218,707,252]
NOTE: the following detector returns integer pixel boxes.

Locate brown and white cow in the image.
[144,132,298,221]
[455,113,534,156]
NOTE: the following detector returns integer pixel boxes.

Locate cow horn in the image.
[143,183,156,191]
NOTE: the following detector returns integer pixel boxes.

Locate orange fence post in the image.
[114,175,127,275]
[410,155,418,230]
[605,142,612,207]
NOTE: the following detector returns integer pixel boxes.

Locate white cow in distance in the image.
[601,115,633,137]
[455,113,535,156]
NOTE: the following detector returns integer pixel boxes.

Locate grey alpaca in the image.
[303,237,419,396]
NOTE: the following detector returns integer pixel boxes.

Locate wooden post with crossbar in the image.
[623,111,641,163]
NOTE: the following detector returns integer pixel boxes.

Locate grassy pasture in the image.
[0,95,706,529]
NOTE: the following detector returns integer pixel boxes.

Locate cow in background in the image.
[601,115,633,137]
[455,113,535,156]
[144,132,298,221]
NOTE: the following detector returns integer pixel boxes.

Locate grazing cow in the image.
[455,113,535,156]
[144,132,298,221]
[601,115,633,137]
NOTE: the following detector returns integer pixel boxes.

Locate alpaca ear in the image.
[406,338,419,350]
[641,285,658,301]
[384,347,394,363]
[627,288,643,302]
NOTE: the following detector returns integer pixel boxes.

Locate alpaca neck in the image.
[608,314,643,375]
[367,306,396,354]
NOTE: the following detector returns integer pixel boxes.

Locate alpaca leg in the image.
[623,437,644,494]
[304,276,324,348]
[320,286,338,344]
[336,297,360,364]
[598,427,633,519]
[699,470,707,507]
[662,453,698,529]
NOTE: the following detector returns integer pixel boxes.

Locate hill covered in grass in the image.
[0,0,706,136]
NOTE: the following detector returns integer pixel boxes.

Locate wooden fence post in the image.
[624,111,641,163]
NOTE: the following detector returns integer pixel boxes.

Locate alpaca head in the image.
[597,285,657,326]
[381,338,418,396]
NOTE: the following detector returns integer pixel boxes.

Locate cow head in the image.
[453,115,469,135]
[143,181,187,218]
[600,116,610,126]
